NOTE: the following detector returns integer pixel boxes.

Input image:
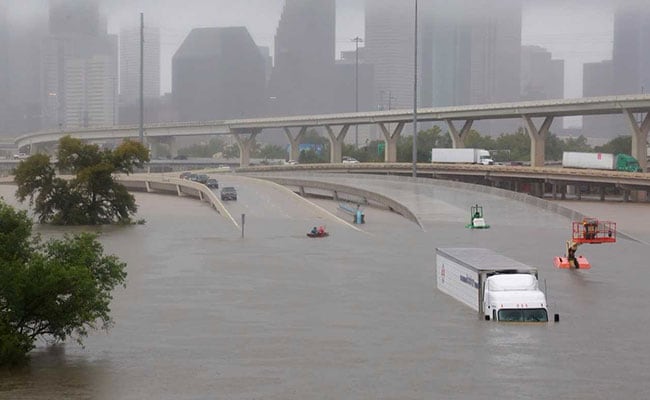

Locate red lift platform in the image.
[553,218,616,269]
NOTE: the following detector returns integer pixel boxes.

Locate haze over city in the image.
[0,0,648,137]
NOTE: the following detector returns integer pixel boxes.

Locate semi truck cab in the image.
[483,274,548,322]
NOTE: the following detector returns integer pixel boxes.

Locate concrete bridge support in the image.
[624,110,649,201]
[233,129,261,167]
[523,115,553,168]
[324,125,350,163]
[378,122,404,162]
[624,110,649,172]
[445,119,474,148]
[284,127,307,162]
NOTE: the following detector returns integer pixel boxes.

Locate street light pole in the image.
[352,36,363,149]
[139,12,145,144]
[412,0,418,178]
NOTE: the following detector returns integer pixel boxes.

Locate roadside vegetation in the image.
[14,136,149,225]
[0,202,127,366]
[176,126,633,165]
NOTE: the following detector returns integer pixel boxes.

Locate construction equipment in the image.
[466,204,490,229]
[553,218,616,269]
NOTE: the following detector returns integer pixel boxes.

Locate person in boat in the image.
[317,226,325,235]
[310,226,318,235]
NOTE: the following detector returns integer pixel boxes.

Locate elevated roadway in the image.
[15,94,650,169]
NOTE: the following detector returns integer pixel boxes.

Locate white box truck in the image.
[562,151,641,172]
[436,248,556,322]
[431,148,494,165]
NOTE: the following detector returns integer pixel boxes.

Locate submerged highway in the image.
[1,173,649,399]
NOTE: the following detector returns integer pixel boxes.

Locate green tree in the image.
[14,136,149,225]
[544,133,565,161]
[297,129,330,163]
[562,135,592,152]
[463,129,496,150]
[254,144,287,160]
[396,127,450,162]
[595,135,632,154]
[494,128,531,161]
[0,201,127,366]
[178,137,227,158]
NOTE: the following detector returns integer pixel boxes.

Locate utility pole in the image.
[412,0,418,178]
[139,12,144,144]
[352,36,363,149]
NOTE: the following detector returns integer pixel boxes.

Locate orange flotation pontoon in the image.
[553,255,591,269]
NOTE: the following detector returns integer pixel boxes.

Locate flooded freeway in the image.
[1,173,649,400]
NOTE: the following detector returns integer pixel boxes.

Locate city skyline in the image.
[5,0,616,99]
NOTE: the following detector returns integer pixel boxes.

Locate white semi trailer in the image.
[431,148,494,165]
[436,248,557,322]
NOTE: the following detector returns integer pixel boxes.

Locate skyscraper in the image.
[49,0,106,37]
[365,0,416,110]
[521,45,564,101]
[172,27,266,122]
[612,2,650,96]
[583,60,620,138]
[120,26,161,104]
[267,0,336,116]
[0,7,9,135]
[42,0,117,128]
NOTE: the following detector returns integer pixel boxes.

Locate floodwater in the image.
[1,174,650,400]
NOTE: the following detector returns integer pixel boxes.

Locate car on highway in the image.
[342,156,359,164]
[195,174,209,184]
[205,178,219,189]
[220,186,237,201]
[285,160,298,165]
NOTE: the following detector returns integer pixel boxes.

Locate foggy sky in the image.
[2,0,638,105]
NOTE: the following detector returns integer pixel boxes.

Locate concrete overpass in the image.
[15,95,650,170]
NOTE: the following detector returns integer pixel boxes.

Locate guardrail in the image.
[115,174,239,228]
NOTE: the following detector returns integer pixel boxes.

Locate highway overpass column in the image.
[324,125,350,163]
[148,136,176,158]
[523,115,553,168]
[233,129,260,167]
[624,110,649,172]
[378,122,404,162]
[284,127,307,162]
[445,119,474,148]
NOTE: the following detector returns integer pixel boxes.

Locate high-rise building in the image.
[267,0,336,116]
[6,22,46,136]
[521,45,564,101]
[49,0,106,37]
[365,0,415,110]
[583,60,622,138]
[0,7,9,136]
[418,0,522,134]
[119,26,161,104]
[42,0,117,129]
[172,27,266,122]
[612,2,650,96]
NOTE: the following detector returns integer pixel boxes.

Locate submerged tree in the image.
[0,201,127,366]
[14,136,149,225]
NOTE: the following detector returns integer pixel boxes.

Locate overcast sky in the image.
[5,0,617,111]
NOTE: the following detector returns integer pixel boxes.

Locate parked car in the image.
[195,174,209,184]
[205,178,219,189]
[285,160,298,165]
[220,186,237,201]
[179,172,192,179]
[13,152,29,160]
[173,154,188,160]
[342,156,359,164]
